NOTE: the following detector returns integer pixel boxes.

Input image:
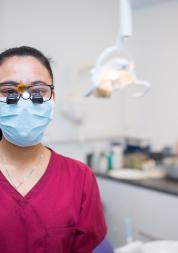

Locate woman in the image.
[0,46,107,253]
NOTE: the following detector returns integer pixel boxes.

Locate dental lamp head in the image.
[84,0,151,99]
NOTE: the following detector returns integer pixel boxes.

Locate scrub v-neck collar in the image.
[0,149,54,203]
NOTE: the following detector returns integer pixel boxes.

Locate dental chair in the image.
[92,239,114,253]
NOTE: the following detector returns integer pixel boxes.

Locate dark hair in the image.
[0,46,53,141]
[0,46,53,82]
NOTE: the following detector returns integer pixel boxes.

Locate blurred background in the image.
[1,0,178,251]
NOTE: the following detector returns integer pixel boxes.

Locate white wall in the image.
[0,0,124,144]
[1,0,178,150]
[119,0,178,150]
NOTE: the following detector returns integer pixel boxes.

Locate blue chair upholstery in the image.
[92,239,114,253]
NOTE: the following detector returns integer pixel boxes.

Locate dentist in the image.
[0,46,107,253]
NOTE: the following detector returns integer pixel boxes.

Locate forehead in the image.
[0,56,51,84]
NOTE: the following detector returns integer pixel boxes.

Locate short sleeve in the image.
[71,166,107,253]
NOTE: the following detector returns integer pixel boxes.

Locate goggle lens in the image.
[0,82,54,104]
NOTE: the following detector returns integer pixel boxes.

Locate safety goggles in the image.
[0,81,54,104]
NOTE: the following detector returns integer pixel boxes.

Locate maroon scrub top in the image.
[0,149,107,253]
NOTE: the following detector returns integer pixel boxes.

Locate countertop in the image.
[95,172,178,197]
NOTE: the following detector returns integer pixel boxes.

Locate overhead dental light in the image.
[85,0,151,98]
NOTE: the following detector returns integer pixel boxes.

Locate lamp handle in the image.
[132,80,151,98]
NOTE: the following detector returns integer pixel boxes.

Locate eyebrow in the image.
[0,80,50,86]
[30,80,49,85]
[0,80,18,85]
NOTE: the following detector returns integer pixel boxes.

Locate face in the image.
[0,56,54,103]
[0,56,54,147]
[0,56,52,85]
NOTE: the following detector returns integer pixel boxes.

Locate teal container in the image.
[107,152,113,171]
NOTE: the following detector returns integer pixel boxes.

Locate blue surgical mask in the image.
[0,98,54,147]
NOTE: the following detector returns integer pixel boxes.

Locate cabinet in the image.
[97,177,178,248]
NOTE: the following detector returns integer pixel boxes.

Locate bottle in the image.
[98,151,108,174]
[107,152,113,171]
[111,142,123,169]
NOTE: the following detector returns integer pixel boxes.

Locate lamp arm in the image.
[116,0,132,46]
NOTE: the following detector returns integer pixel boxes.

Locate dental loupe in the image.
[6,90,44,104]
[6,93,19,104]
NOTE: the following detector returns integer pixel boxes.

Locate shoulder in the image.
[50,149,98,198]
[50,148,94,179]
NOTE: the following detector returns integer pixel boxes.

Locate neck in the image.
[0,137,46,162]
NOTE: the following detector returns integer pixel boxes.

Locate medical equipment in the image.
[0,82,54,104]
[85,0,151,98]
[0,99,54,146]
